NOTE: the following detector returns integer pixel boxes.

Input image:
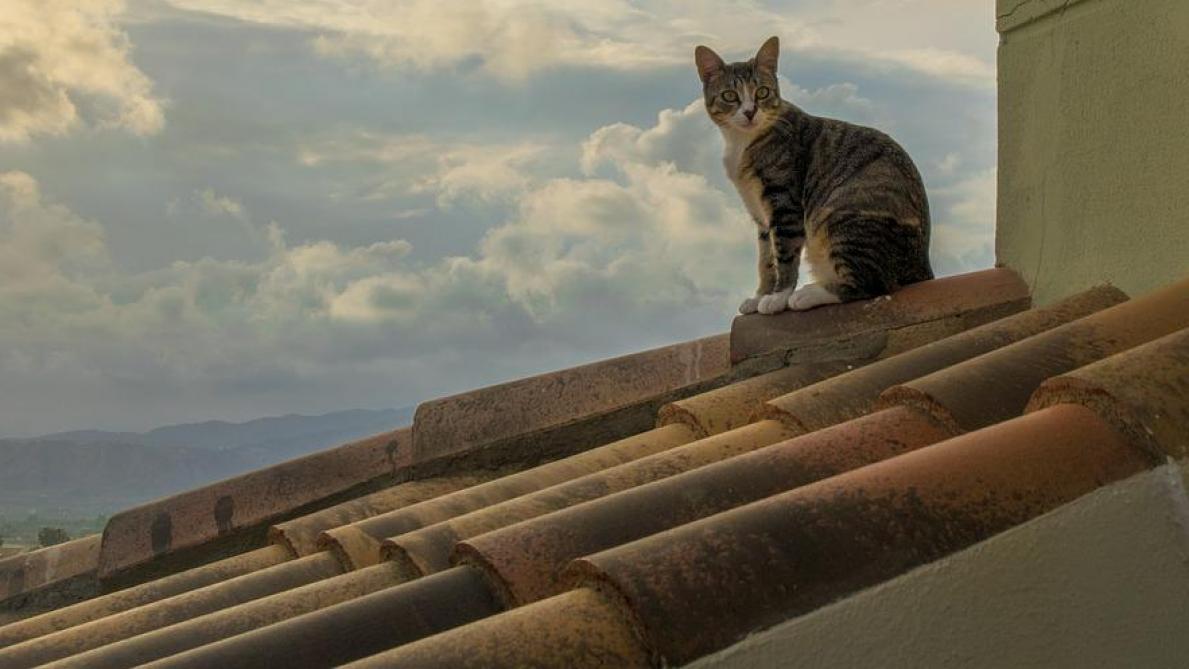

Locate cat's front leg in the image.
[756,219,804,314]
[740,228,777,314]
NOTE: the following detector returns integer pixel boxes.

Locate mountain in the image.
[0,407,415,517]
[141,409,413,463]
[0,439,238,516]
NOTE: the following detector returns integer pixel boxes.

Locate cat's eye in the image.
[755,86,770,100]
[722,90,739,103]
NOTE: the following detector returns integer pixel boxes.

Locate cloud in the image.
[0,171,111,288]
[870,48,994,86]
[162,189,271,263]
[298,131,551,206]
[464,162,752,320]
[582,99,722,182]
[413,143,549,207]
[0,68,996,433]
[0,93,755,431]
[781,80,878,122]
[197,189,246,219]
[0,0,165,142]
[929,167,996,276]
[789,0,997,85]
[156,0,994,86]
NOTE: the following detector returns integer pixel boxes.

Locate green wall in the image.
[997,0,1189,304]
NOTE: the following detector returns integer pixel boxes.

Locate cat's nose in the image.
[743,108,756,120]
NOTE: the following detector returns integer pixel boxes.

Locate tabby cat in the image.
[696,36,933,315]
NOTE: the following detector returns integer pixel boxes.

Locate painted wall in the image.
[996,0,1189,305]
[688,463,1189,669]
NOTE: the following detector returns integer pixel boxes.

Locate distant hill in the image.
[0,407,414,517]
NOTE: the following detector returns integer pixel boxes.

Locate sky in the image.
[0,0,998,436]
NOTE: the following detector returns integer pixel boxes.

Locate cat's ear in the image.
[755,36,779,74]
[695,45,725,83]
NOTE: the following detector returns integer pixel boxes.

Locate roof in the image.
[0,267,1185,668]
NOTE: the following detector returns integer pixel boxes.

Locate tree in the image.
[38,527,70,547]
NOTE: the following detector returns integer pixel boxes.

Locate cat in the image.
[695,36,934,315]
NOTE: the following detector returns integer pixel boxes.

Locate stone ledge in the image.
[0,535,101,608]
[94,428,411,582]
[411,335,730,465]
[729,269,1031,366]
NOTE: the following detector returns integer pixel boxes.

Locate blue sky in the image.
[0,0,997,435]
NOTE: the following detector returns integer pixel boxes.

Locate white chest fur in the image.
[722,131,768,228]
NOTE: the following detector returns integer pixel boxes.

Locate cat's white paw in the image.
[758,289,795,315]
[739,296,761,314]
[788,283,842,311]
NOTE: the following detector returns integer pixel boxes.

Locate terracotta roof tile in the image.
[268,474,493,557]
[85,333,736,592]
[1028,327,1189,458]
[141,567,502,669]
[6,271,1184,669]
[0,552,344,667]
[383,420,801,577]
[0,545,289,648]
[456,406,955,608]
[566,404,1152,666]
[879,277,1189,432]
[729,268,1030,364]
[322,423,700,570]
[657,361,854,437]
[762,284,1126,432]
[37,563,409,669]
[0,473,491,649]
[0,269,1032,619]
[93,421,798,667]
[11,311,899,660]
[341,588,649,669]
[38,423,705,662]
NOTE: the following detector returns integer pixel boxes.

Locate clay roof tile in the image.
[879,277,1189,432]
[1028,327,1189,458]
[566,404,1152,666]
[763,284,1126,432]
[456,406,954,608]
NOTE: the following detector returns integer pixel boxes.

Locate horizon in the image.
[0,0,996,436]
[9,405,414,441]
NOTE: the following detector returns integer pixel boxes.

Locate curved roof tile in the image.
[568,405,1152,666]
[763,284,1126,432]
[1028,327,1189,458]
[880,277,1189,432]
[457,406,954,608]
[384,420,800,577]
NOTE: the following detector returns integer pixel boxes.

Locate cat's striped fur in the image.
[696,36,933,314]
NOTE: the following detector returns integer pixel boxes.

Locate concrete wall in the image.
[688,462,1189,669]
[996,0,1189,305]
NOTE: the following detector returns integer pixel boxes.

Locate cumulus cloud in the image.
[582,100,721,182]
[196,189,247,219]
[158,0,993,86]
[929,167,996,276]
[413,143,549,207]
[0,93,756,431]
[0,68,996,433]
[298,131,551,205]
[463,162,751,319]
[0,0,165,142]
[782,80,879,122]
